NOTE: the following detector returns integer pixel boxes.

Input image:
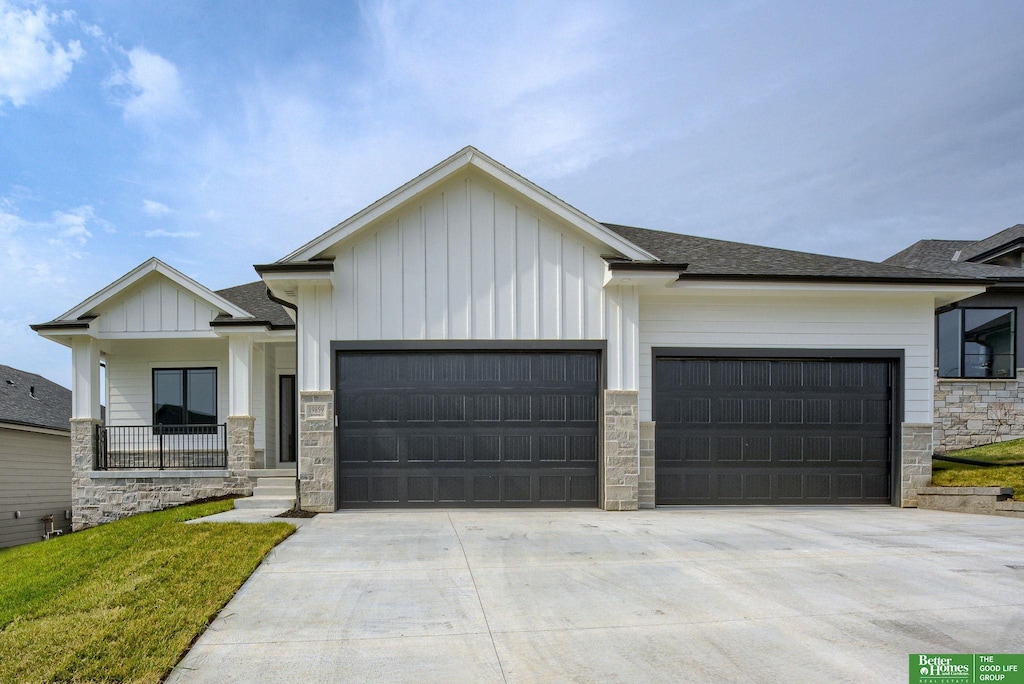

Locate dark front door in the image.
[654,356,893,505]
[279,375,296,463]
[335,350,599,508]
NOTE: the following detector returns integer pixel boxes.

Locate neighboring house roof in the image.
[0,365,71,432]
[604,224,983,283]
[884,227,1024,283]
[215,281,294,328]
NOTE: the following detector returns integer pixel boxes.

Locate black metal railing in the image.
[96,424,228,470]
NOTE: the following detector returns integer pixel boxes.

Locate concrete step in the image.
[253,486,295,499]
[234,496,296,510]
[256,477,297,489]
[247,468,297,479]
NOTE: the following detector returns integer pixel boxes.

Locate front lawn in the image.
[0,500,294,683]
[932,437,1024,489]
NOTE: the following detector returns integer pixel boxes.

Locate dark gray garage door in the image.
[654,356,894,505]
[335,350,599,508]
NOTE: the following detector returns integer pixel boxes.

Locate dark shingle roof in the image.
[215,281,294,328]
[0,365,71,431]
[603,224,982,282]
[884,235,1024,282]
[960,224,1024,262]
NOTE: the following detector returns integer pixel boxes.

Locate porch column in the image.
[226,334,255,478]
[71,336,101,420]
[70,336,103,530]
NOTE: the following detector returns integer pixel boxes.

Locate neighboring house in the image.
[34,147,988,530]
[0,365,72,547]
[885,224,1024,452]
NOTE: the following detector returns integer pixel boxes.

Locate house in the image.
[33,147,988,530]
[885,224,1024,452]
[0,365,72,547]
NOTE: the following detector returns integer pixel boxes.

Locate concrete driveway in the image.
[168,507,1024,683]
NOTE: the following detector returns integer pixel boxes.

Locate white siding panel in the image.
[446,180,472,338]
[638,292,936,423]
[515,211,539,339]
[470,182,495,339]
[379,221,403,339]
[354,233,380,339]
[562,239,584,339]
[424,196,448,338]
[493,196,517,339]
[335,247,355,338]
[538,224,561,338]
[400,211,426,339]
[177,290,195,330]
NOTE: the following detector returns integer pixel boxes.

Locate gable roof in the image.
[277,146,656,264]
[37,258,252,329]
[605,224,984,283]
[0,365,71,432]
[960,223,1024,262]
[884,227,1024,283]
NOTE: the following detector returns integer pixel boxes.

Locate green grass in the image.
[0,500,294,683]
[932,437,1024,489]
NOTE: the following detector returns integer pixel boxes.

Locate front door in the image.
[279,375,296,464]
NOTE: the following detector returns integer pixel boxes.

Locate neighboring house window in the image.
[153,368,217,431]
[937,308,1016,378]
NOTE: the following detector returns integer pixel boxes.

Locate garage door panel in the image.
[655,356,893,505]
[336,350,599,508]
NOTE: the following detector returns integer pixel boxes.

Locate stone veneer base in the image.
[917,486,1019,517]
[298,391,335,512]
[934,369,1024,452]
[71,416,256,530]
[638,422,655,509]
[603,390,639,511]
[900,423,933,508]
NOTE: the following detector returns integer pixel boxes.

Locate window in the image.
[937,308,1016,378]
[153,368,217,431]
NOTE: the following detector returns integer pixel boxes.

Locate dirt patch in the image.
[275,508,318,519]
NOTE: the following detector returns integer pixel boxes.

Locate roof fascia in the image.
[965,236,1024,263]
[279,146,656,263]
[57,257,251,321]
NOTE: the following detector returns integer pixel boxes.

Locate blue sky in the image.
[3,0,1023,387]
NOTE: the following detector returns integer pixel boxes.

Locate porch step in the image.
[235,475,297,511]
[234,496,296,510]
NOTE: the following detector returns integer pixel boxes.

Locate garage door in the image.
[335,350,599,507]
[654,356,893,505]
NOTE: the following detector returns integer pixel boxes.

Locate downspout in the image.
[266,288,302,512]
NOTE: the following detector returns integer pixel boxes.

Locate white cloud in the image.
[107,47,185,121]
[142,199,170,216]
[0,1,84,106]
[144,228,199,239]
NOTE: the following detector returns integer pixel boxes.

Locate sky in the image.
[2,0,1023,387]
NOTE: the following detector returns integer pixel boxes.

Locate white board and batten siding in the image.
[97,275,218,334]
[298,171,639,391]
[638,292,936,424]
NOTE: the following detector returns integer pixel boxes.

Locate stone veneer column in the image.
[638,422,656,509]
[901,423,933,507]
[70,418,102,531]
[226,415,256,495]
[603,390,639,511]
[298,391,335,512]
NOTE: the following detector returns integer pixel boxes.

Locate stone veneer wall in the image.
[934,370,1024,452]
[901,423,933,508]
[603,390,639,511]
[70,417,255,530]
[298,391,335,512]
[638,422,655,509]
